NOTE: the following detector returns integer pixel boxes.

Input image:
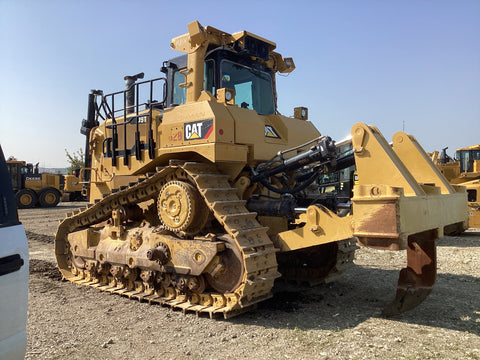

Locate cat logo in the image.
[265,125,280,138]
[184,119,214,141]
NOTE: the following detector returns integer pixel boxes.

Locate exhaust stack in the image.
[124,72,144,114]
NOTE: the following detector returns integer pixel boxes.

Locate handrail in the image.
[97,77,167,120]
[93,77,167,166]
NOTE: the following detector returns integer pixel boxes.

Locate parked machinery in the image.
[432,145,480,228]
[55,21,468,318]
[6,159,86,208]
[6,159,63,208]
[63,171,86,202]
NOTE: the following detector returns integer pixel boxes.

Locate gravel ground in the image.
[21,202,480,360]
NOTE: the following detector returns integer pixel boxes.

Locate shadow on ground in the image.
[235,266,479,336]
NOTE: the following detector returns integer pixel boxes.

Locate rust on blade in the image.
[382,229,437,317]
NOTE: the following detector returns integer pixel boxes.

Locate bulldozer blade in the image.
[382,229,437,317]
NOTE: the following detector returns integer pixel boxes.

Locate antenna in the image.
[402,120,405,132]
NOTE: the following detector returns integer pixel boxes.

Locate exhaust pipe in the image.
[124,72,144,114]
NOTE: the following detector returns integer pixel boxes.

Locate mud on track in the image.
[23,202,480,360]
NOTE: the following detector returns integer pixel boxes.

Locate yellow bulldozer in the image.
[431,145,480,228]
[55,21,468,318]
[62,170,86,202]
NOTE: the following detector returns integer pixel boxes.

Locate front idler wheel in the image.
[204,235,244,293]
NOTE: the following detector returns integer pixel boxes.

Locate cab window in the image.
[172,60,216,106]
[172,71,186,105]
[467,189,477,202]
[204,60,215,95]
[220,60,275,115]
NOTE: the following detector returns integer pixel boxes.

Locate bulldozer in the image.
[62,171,86,202]
[431,145,480,228]
[6,159,63,208]
[55,21,468,318]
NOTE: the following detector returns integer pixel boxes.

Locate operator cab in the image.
[5,161,29,192]
[162,47,276,115]
[87,26,291,169]
[456,148,480,173]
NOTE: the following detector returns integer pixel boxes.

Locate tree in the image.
[65,148,85,175]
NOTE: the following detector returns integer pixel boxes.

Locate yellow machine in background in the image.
[55,21,468,318]
[6,159,63,208]
[63,173,85,202]
[432,145,480,228]
[6,159,86,208]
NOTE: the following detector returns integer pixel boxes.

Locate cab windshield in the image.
[220,60,275,115]
[457,149,480,172]
[169,56,276,115]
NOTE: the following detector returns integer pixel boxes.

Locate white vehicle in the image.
[0,145,29,360]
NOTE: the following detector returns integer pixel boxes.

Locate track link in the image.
[55,162,280,318]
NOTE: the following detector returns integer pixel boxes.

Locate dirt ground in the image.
[21,202,479,360]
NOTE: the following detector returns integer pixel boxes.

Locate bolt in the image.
[187,278,198,291]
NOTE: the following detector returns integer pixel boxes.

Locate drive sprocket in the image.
[157,180,209,235]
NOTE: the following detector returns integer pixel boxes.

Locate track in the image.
[55,162,280,318]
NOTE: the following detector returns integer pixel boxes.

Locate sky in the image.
[0,0,479,168]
